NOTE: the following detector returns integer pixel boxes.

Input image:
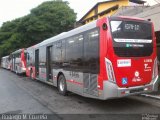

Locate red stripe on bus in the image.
[66,80,83,86]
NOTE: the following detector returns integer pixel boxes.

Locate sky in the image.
[0,0,158,26]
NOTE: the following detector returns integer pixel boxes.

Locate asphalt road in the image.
[0,68,160,120]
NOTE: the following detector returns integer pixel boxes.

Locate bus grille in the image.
[83,73,98,96]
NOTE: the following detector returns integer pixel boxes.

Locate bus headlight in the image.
[152,57,158,80]
[105,58,116,83]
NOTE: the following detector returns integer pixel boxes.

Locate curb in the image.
[141,94,160,100]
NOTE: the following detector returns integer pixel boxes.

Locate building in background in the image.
[78,0,145,25]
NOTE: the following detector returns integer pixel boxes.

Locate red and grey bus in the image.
[1,55,10,69]
[26,16,159,100]
[10,48,27,74]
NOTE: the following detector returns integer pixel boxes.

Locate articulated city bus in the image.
[10,48,27,74]
[26,16,159,100]
[1,55,10,69]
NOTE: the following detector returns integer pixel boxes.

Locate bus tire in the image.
[58,74,67,96]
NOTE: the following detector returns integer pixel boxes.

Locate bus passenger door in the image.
[35,49,39,78]
[46,46,53,82]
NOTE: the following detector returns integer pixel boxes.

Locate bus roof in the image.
[2,55,9,59]
[36,20,97,48]
[32,16,149,48]
[116,16,145,21]
[11,48,26,54]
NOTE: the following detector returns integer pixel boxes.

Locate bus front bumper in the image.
[101,76,159,100]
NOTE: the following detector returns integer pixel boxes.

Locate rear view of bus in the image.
[10,49,27,74]
[1,56,10,69]
[100,16,158,99]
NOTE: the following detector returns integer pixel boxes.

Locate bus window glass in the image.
[39,47,46,67]
[66,35,83,70]
[53,41,62,68]
[110,20,153,57]
[84,29,99,73]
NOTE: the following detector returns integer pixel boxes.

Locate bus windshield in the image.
[110,20,153,57]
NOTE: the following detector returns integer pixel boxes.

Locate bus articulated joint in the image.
[101,76,159,100]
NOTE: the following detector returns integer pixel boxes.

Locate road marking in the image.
[141,94,160,100]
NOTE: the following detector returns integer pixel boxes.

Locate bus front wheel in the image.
[58,74,67,96]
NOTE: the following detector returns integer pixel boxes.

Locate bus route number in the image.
[124,23,140,31]
[69,71,79,78]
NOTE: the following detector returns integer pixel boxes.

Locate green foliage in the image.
[0,0,76,58]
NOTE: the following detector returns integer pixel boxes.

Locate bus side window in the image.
[53,41,62,68]
[66,35,83,70]
[83,28,99,74]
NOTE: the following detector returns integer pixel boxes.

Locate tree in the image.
[0,0,76,58]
